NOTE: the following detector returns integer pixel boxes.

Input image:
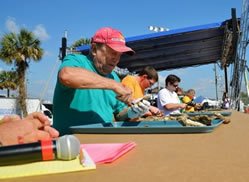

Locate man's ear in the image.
[142,74,148,80]
[91,43,97,56]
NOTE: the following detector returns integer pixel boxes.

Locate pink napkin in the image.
[81,142,136,164]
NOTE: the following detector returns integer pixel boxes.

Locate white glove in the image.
[127,99,151,119]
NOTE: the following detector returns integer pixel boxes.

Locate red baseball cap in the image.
[91,27,135,55]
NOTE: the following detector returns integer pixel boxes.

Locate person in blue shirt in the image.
[53,27,150,135]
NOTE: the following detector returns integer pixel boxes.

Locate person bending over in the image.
[122,66,161,116]
[157,74,186,116]
[182,89,202,112]
[53,27,150,134]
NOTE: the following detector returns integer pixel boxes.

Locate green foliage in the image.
[70,38,91,49]
[0,28,44,116]
[241,92,249,105]
[0,70,18,89]
[0,70,18,97]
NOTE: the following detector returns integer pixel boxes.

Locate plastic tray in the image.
[70,119,223,134]
[187,111,232,117]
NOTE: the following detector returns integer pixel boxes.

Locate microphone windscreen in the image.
[56,135,80,160]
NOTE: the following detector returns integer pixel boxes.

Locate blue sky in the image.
[0,0,245,102]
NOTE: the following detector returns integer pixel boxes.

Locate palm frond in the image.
[0,28,44,116]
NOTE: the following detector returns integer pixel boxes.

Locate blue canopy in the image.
[76,19,236,72]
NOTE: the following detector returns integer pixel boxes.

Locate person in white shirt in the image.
[157,74,187,116]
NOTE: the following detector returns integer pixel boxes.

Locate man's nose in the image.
[111,57,119,64]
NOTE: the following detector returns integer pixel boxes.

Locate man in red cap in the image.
[53,27,151,134]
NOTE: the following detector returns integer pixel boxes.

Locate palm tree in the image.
[70,38,91,50]
[0,28,43,116]
[0,70,18,97]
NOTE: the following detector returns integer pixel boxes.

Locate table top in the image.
[3,110,249,182]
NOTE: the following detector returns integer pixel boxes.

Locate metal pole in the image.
[214,63,218,100]
[59,31,67,61]
[224,65,228,93]
[61,37,67,60]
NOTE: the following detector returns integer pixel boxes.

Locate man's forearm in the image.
[59,67,117,90]
[164,103,182,110]
[115,108,130,121]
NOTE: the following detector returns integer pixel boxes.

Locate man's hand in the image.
[179,103,187,109]
[149,106,162,115]
[127,99,151,119]
[114,83,133,105]
[0,112,59,146]
[195,103,202,110]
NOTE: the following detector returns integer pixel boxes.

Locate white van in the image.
[0,98,53,124]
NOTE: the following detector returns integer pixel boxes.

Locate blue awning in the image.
[76,19,237,72]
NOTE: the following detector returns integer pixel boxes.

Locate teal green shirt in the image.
[53,54,126,135]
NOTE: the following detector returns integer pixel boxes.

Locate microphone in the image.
[0,135,80,166]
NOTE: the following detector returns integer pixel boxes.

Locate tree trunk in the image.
[7,89,10,97]
[17,61,28,117]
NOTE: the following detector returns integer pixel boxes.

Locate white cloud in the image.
[43,50,53,57]
[33,24,50,41]
[5,17,19,33]
[4,18,50,41]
